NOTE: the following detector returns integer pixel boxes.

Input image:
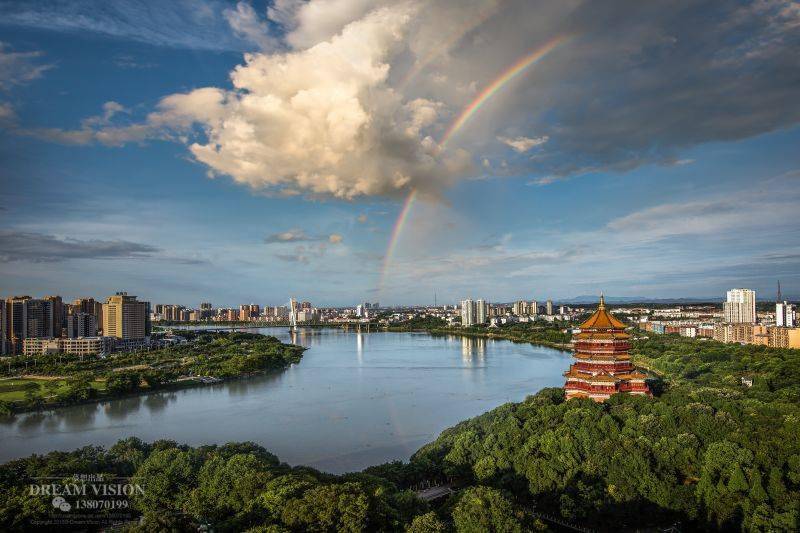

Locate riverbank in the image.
[0,331,305,416]
[4,335,797,532]
[388,322,574,351]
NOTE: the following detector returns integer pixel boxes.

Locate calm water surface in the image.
[0,328,570,473]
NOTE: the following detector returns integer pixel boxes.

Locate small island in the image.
[0,331,305,415]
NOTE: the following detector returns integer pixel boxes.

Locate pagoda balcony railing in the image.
[618,383,650,393]
[572,363,634,373]
[574,342,631,352]
[564,381,617,393]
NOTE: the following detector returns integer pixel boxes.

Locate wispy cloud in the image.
[0,230,158,262]
[497,135,548,153]
[0,42,52,122]
[0,230,207,265]
[0,42,52,89]
[0,0,259,51]
[264,229,343,244]
[112,54,158,70]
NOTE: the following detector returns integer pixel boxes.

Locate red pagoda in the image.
[564,295,651,402]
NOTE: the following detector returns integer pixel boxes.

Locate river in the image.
[0,328,570,473]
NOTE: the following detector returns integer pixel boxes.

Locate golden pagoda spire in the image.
[598,292,605,310]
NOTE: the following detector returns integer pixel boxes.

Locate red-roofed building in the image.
[564,295,652,402]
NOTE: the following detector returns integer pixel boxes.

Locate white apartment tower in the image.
[776,302,795,327]
[461,299,475,327]
[776,281,796,328]
[475,299,488,325]
[724,288,756,324]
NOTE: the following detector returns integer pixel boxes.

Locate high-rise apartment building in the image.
[776,281,795,328]
[26,298,55,338]
[72,298,103,331]
[461,299,475,327]
[6,296,30,354]
[546,300,554,316]
[512,300,528,316]
[724,288,756,324]
[0,299,5,355]
[239,304,260,321]
[776,301,796,327]
[67,312,98,338]
[161,305,185,321]
[44,295,65,337]
[103,292,149,340]
[530,300,539,316]
[5,296,54,354]
[476,299,488,324]
[460,299,487,326]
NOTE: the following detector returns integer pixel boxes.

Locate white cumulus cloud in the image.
[497,135,549,153]
[150,3,469,199]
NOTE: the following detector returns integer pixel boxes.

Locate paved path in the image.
[415,485,454,501]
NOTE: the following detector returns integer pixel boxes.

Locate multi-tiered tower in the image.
[564,295,651,402]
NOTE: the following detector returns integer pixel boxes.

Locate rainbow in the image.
[379,188,418,290]
[439,35,568,149]
[379,36,569,293]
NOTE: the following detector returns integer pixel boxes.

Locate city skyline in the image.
[1,0,799,305]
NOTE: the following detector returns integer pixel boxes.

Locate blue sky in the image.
[1,0,799,307]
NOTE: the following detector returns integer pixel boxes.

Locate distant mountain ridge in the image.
[562,295,717,304]
[561,295,798,304]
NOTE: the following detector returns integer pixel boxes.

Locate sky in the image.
[0,0,799,307]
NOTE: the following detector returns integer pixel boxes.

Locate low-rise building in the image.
[23,338,62,356]
[63,337,115,356]
[23,336,115,356]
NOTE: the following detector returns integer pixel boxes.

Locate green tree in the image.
[452,486,524,533]
[406,511,449,532]
[281,483,371,532]
[132,448,198,519]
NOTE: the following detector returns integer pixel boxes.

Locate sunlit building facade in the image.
[564,296,651,402]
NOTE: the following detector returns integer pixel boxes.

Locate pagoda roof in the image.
[578,295,627,330]
[573,352,631,361]
[575,331,630,340]
[564,368,620,382]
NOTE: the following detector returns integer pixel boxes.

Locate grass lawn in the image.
[0,377,107,403]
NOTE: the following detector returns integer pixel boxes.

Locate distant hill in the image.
[561,295,797,304]
[562,295,720,304]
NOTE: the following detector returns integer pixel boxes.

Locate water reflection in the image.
[356,332,364,364]
[461,336,487,363]
[17,411,47,432]
[144,392,177,414]
[226,372,285,397]
[61,403,100,430]
[0,328,570,473]
[104,396,143,421]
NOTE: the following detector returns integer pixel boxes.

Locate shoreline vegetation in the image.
[164,318,576,352]
[2,326,798,531]
[387,316,575,351]
[0,331,305,416]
